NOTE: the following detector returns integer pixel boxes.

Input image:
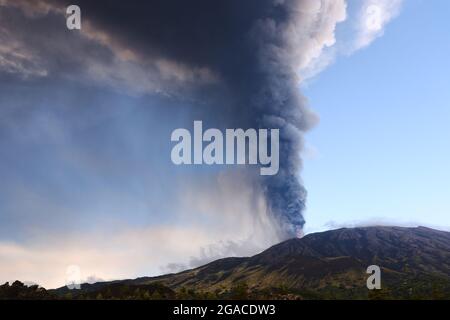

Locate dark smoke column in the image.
[245,2,319,240]
[255,72,312,240]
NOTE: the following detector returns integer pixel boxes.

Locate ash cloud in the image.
[0,0,350,240]
[67,0,339,239]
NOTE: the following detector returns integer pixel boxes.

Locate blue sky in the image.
[303,0,450,232]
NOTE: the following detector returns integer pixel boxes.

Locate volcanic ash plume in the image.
[216,0,346,239]
[81,0,346,240]
[0,0,346,240]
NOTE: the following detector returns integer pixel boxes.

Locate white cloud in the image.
[297,0,404,81]
[352,0,404,50]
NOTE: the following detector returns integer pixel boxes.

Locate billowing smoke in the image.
[243,0,346,239]
[0,0,347,240]
[99,0,344,240]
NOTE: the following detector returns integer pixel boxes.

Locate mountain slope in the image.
[53,226,450,299]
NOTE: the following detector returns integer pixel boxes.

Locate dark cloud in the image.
[0,0,348,240]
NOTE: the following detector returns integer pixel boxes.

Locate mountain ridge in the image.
[47,225,450,299]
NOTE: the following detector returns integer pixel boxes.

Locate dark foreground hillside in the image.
[2,226,450,300]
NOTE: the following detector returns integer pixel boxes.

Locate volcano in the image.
[49,226,450,299]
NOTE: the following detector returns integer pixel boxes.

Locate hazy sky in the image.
[0,0,448,288]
